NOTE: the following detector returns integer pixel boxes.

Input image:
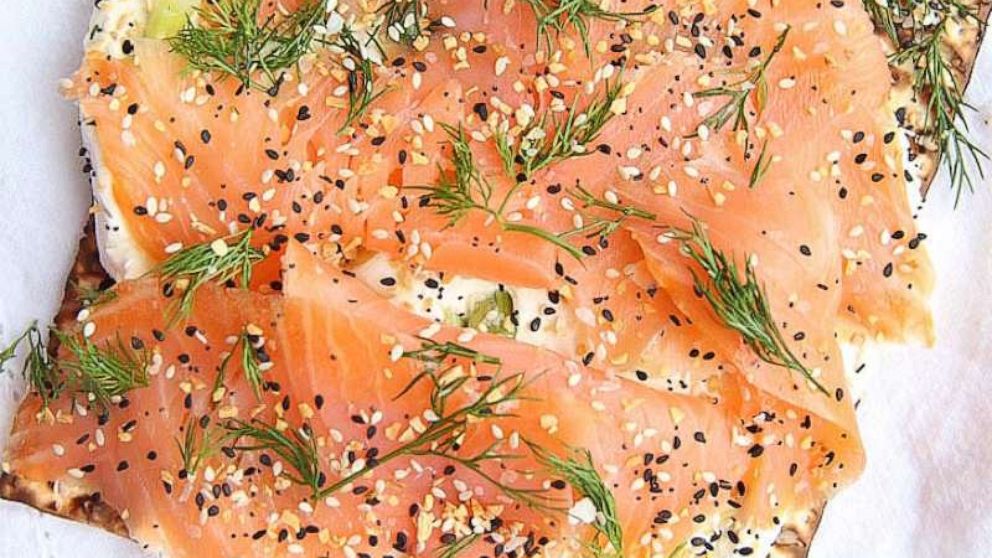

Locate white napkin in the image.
[0,1,150,556]
[813,37,992,556]
[0,2,989,557]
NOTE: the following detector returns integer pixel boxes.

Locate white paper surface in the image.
[0,2,988,556]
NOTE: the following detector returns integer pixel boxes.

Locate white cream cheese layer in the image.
[82,124,156,280]
[354,254,576,354]
[81,0,155,280]
[87,0,150,58]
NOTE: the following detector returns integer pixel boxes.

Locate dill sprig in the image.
[0,328,30,368]
[238,331,265,398]
[169,0,326,92]
[437,533,481,558]
[221,339,546,505]
[862,0,904,42]
[53,330,149,408]
[865,0,988,203]
[316,370,541,503]
[177,415,222,476]
[514,186,655,260]
[496,73,624,181]
[333,27,389,131]
[415,123,497,227]
[74,282,119,308]
[666,217,828,394]
[419,124,654,260]
[524,0,658,56]
[0,322,63,409]
[380,346,550,507]
[563,185,656,240]
[530,443,623,556]
[2,324,147,410]
[155,229,264,326]
[380,0,427,46]
[415,124,583,257]
[863,0,980,47]
[225,418,325,496]
[213,328,267,400]
[749,139,773,189]
[693,27,789,139]
[401,338,503,368]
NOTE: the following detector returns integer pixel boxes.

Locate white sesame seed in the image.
[778,77,797,89]
[495,56,510,76]
[419,323,441,338]
[457,329,476,343]
[210,239,230,257]
[389,344,405,362]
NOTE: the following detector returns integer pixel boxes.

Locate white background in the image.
[0,2,989,556]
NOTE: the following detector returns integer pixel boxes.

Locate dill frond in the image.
[4,324,148,411]
[420,122,655,260]
[74,282,119,308]
[562,185,656,240]
[154,229,264,326]
[413,124,585,259]
[213,328,267,400]
[177,415,223,476]
[437,533,481,558]
[384,355,551,508]
[497,72,625,181]
[169,0,326,92]
[512,223,599,259]
[667,217,828,394]
[530,443,623,556]
[665,542,689,558]
[524,0,658,56]
[225,418,325,496]
[322,342,541,504]
[748,139,773,189]
[693,26,789,142]
[53,330,149,409]
[220,339,545,505]
[239,331,265,398]
[310,370,541,501]
[508,186,656,260]
[1,322,63,409]
[866,0,988,203]
[379,0,428,46]
[333,27,390,131]
[400,338,503,368]
[414,123,497,227]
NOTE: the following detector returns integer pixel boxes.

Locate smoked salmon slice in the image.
[2,243,862,556]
